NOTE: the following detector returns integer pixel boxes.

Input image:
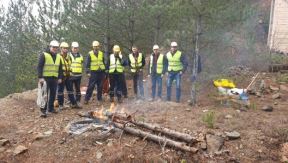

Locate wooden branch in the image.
[113,123,198,153]
[130,121,198,144]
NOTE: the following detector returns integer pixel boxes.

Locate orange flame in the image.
[92,106,107,120]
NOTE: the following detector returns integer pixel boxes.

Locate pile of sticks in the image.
[88,111,199,153]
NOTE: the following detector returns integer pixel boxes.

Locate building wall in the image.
[268,0,288,53]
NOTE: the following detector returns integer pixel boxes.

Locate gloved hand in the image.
[39,78,45,84]
[179,71,183,75]
[58,79,62,84]
[161,74,164,78]
[147,75,150,78]
[87,73,91,78]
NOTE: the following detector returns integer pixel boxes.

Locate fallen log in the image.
[130,121,198,144]
[105,112,198,143]
[113,123,198,153]
[269,64,288,72]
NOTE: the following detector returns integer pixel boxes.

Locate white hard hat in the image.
[60,42,69,48]
[171,42,178,47]
[71,42,79,48]
[113,45,120,52]
[153,45,159,50]
[49,40,59,47]
[92,41,100,47]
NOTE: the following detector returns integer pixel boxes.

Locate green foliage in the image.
[202,111,215,128]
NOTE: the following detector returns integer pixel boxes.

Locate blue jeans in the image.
[57,78,76,106]
[132,71,144,97]
[85,71,105,101]
[166,72,182,102]
[151,74,162,99]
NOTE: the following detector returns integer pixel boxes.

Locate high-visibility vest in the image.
[129,53,143,73]
[43,52,61,77]
[166,51,183,72]
[150,53,164,74]
[109,54,124,73]
[89,50,105,71]
[70,53,83,73]
[59,53,71,77]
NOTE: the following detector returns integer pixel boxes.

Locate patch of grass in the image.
[202,111,215,129]
[277,74,288,83]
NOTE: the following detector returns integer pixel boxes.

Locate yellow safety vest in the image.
[129,53,143,73]
[70,53,83,73]
[150,53,164,74]
[43,52,61,77]
[89,50,105,71]
[166,51,183,72]
[109,54,124,73]
[59,53,71,77]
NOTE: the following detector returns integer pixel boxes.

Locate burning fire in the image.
[91,106,107,120]
[90,104,127,120]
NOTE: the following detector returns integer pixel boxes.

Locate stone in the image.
[280,85,288,92]
[0,139,9,146]
[225,131,241,140]
[272,93,281,99]
[206,134,224,154]
[269,85,279,91]
[44,130,53,136]
[261,105,273,112]
[13,145,28,155]
[96,151,103,159]
[200,142,207,150]
[225,115,233,119]
[281,142,288,162]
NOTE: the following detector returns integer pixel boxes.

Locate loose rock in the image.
[206,134,224,154]
[272,93,281,99]
[0,139,9,146]
[13,145,28,155]
[225,131,241,140]
[261,105,273,112]
[270,85,279,91]
[96,151,103,159]
[225,115,233,119]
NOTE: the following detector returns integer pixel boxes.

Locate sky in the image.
[0,0,10,9]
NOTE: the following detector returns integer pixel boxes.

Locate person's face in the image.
[170,46,177,53]
[153,49,159,54]
[61,47,69,54]
[132,47,138,53]
[93,46,99,51]
[50,46,59,54]
[72,47,79,53]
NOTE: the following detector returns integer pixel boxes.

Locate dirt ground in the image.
[0,72,287,163]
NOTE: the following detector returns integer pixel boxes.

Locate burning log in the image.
[113,123,198,153]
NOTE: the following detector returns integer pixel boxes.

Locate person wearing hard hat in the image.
[128,46,146,99]
[84,41,106,105]
[56,42,81,111]
[165,42,188,103]
[69,42,84,104]
[37,40,63,117]
[147,45,165,101]
[106,45,127,103]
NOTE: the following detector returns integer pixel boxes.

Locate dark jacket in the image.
[106,53,128,74]
[37,49,63,79]
[147,52,166,75]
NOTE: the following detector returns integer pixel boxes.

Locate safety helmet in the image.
[92,41,100,47]
[60,42,69,48]
[49,40,59,47]
[71,42,79,48]
[153,45,159,50]
[170,42,178,47]
[113,45,120,52]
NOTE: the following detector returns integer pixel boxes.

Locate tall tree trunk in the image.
[104,0,111,55]
[190,15,201,106]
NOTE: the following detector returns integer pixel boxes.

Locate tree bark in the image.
[114,123,198,153]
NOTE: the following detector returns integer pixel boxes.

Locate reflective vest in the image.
[70,53,83,73]
[89,50,105,71]
[109,54,124,73]
[150,53,164,74]
[59,53,71,77]
[129,53,143,73]
[43,52,61,77]
[166,51,183,72]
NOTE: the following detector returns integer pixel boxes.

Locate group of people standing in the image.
[37,40,188,118]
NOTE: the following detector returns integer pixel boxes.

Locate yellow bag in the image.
[213,79,236,88]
